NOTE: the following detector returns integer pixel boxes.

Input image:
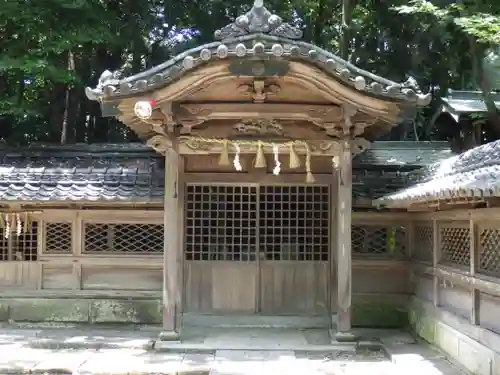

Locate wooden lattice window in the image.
[45,222,72,253]
[412,222,433,263]
[259,185,329,261]
[478,226,500,277]
[0,222,38,261]
[438,221,470,268]
[84,223,164,253]
[185,185,258,261]
[184,184,330,261]
[352,224,407,256]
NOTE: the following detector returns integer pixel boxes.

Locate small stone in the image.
[290,45,301,57]
[199,48,211,61]
[271,44,284,57]
[217,44,229,58]
[354,76,366,90]
[253,42,265,54]
[158,331,180,341]
[308,49,318,60]
[235,43,247,57]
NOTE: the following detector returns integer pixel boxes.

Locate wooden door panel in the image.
[259,262,329,314]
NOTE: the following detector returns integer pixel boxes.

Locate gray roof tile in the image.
[441,90,500,116]
[375,139,500,206]
[0,144,164,203]
[353,141,454,167]
[0,141,452,203]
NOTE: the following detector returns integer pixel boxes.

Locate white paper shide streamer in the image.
[233,143,242,171]
[272,144,281,176]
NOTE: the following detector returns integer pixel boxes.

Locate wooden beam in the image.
[174,103,344,127]
[485,197,500,208]
[407,199,485,212]
[178,139,341,156]
[413,263,500,300]
[159,146,181,341]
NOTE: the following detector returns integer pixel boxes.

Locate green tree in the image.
[394,0,500,138]
[0,0,496,144]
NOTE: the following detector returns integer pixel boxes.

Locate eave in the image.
[86,34,431,109]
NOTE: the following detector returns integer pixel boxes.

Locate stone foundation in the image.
[409,296,500,375]
[0,296,406,328]
[352,296,407,328]
[0,297,162,324]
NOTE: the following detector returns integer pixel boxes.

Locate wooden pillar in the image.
[330,165,338,332]
[432,219,439,307]
[470,219,480,325]
[334,140,355,341]
[159,147,181,340]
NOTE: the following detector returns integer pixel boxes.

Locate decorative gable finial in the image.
[214,0,303,41]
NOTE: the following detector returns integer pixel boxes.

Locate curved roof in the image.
[85,0,430,107]
[374,140,500,207]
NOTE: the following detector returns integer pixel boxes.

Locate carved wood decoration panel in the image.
[189,78,327,103]
[168,103,375,139]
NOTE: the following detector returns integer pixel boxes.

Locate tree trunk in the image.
[340,0,356,60]
[61,51,75,145]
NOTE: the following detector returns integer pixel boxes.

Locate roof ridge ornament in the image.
[214,0,303,41]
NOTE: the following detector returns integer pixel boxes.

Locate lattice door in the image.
[185,185,258,261]
[259,185,329,261]
[184,184,330,314]
[184,184,330,262]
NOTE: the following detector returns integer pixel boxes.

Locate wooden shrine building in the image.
[0,0,448,342]
[84,0,432,341]
[87,0,430,337]
[1,3,500,370]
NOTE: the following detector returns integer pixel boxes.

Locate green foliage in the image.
[394,0,500,44]
[0,0,498,144]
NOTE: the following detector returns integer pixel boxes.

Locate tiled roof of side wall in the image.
[374,139,500,206]
[0,142,453,203]
[0,144,164,203]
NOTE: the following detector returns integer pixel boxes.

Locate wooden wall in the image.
[0,208,411,315]
[0,153,415,320]
[0,209,164,296]
[410,208,500,348]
